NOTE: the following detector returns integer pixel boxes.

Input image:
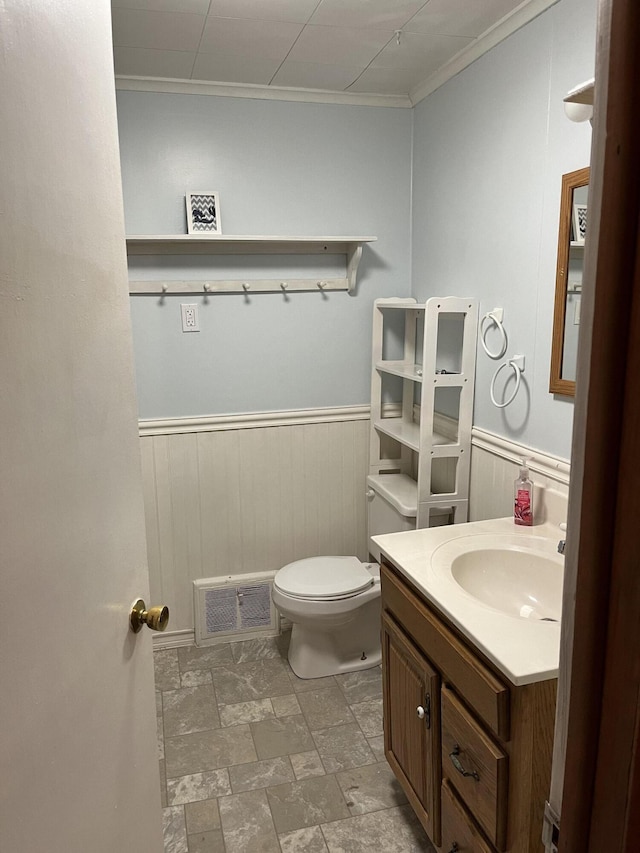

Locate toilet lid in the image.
[274,556,373,600]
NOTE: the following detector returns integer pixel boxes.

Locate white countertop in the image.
[373,518,564,686]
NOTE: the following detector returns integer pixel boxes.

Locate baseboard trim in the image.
[152,629,195,650]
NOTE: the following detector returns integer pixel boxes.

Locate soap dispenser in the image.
[514,459,533,526]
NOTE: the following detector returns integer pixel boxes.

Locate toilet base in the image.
[286,598,381,679]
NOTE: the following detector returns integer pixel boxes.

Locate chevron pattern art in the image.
[186,192,221,234]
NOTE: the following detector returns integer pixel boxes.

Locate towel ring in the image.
[480,311,508,359]
[490,358,524,408]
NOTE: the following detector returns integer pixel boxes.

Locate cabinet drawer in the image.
[381,562,510,740]
[441,686,508,850]
[440,780,494,853]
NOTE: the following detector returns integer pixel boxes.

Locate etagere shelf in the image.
[368,296,478,532]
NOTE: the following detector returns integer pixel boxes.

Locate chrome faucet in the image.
[557,540,566,555]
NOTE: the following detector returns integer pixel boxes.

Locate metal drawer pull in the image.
[450,745,480,781]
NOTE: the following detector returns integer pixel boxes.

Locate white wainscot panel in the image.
[140,411,370,632]
[469,427,570,526]
[140,409,570,635]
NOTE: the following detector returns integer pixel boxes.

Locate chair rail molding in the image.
[138,405,370,436]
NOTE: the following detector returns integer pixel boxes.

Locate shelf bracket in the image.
[346,243,363,293]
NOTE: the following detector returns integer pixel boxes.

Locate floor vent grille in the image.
[193,573,279,647]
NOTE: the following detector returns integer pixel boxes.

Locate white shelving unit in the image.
[126,235,376,294]
[368,296,478,532]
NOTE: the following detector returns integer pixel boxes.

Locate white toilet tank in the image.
[366,474,451,562]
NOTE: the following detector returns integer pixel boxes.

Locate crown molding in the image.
[409,0,560,106]
[115,75,412,109]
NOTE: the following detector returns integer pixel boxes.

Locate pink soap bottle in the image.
[514,459,533,526]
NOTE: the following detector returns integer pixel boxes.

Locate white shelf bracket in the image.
[346,243,363,293]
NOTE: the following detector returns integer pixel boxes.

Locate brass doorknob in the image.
[130,599,169,633]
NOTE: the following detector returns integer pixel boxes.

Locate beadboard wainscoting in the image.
[139,407,570,641]
[139,407,370,635]
[469,427,570,523]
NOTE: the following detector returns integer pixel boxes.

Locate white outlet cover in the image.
[180,303,200,332]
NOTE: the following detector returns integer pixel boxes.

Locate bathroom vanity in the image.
[374,520,562,853]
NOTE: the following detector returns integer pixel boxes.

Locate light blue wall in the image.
[118,93,413,418]
[410,0,596,460]
[119,0,596,459]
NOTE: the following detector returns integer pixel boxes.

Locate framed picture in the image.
[186,192,222,234]
[572,202,587,244]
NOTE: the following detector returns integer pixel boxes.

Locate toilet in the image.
[272,476,452,679]
[272,556,381,679]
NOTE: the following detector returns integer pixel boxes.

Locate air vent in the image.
[194,573,279,647]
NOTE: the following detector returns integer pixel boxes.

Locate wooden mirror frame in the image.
[549,166,590,396]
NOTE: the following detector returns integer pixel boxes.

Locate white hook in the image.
[161,283,169,293]
[242,282,250,292]
[204,283,211,293]
[280,282,288,291]
[317,281,326,290]
[395,29,402,45]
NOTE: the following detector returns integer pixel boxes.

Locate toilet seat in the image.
[274,556,373,601]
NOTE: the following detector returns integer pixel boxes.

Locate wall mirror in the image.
[549,166,590,396]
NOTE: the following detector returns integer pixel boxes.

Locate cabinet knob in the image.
[416,705,425,719]
[448,844,459,853]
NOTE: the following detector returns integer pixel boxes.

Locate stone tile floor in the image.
[155,633,435,852]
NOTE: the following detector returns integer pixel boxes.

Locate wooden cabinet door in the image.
[382,612,441,845]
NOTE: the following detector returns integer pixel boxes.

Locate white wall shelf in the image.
[564,78,594,106]
[126,234,376,295]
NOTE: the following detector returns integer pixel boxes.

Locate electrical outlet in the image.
[180,303,200,332]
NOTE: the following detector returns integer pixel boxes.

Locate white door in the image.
[0,2,162,851]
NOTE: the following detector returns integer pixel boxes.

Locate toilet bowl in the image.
[272,556,381,679]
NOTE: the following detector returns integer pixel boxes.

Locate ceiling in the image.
[111,0,551,103]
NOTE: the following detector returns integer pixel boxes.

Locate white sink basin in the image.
[374,518,566,683]
[432,534,564,622]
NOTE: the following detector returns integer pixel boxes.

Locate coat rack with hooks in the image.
[126,234,377,295]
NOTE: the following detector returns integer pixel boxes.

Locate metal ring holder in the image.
[480,309,508,359]
[490,355,525,408]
